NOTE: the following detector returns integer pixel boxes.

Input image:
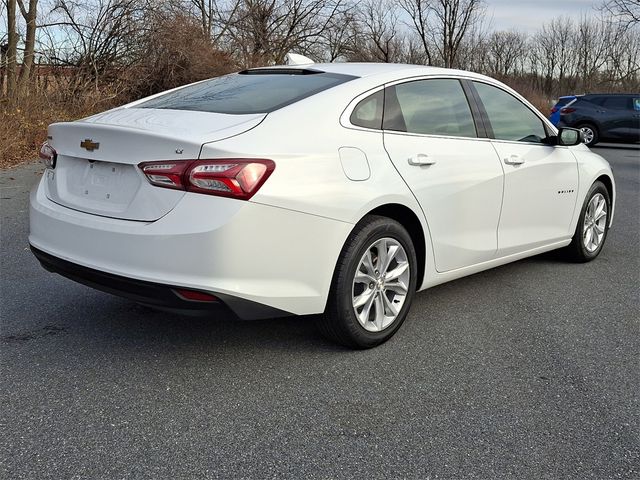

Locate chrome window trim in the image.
[340,73,564,147]
[340,74,484,141]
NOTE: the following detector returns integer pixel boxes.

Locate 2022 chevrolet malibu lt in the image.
[30,62,615,348]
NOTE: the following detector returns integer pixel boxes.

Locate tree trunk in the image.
[6,0,18,104]
[17,0,39,98]
[0,44,6,96]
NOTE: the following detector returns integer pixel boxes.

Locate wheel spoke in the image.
[588,227,598,251]
[375,239,387,272]
[385,280,408,294]
[594,223,605,234]
[380,245,399,275]
[373,294,385,330]
[594,200,605,220]
[584,226,593,246]
[385,262,409,281]
[363,250,375,275]
[353,288,374,309]
[382,292,399,317]
[357,290,377,324]
[354,271,376,284]
[594,208,607,221]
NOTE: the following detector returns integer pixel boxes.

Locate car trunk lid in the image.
[45,108,265,221]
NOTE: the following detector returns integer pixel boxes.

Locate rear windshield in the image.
[137,71,356,114]
[556,97,575,107]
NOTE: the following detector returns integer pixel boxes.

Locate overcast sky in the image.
[0,0,606,42]
[484,0,601,32]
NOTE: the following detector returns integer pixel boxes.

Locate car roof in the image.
[248,62,490,81]
[583,93,638,97]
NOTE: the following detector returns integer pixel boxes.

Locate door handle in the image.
[408,153,436,166]
[504,154,524,165]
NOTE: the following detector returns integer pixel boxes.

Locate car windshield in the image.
[137,71,356,114]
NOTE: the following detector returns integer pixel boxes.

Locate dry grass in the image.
[0,93,122,170]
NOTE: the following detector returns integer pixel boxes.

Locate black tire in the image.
[578,123,599,147]
[318,215,418,349]
[563,181,611,262]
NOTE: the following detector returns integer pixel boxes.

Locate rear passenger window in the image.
[383,79,477,138]
[586,96,606,106]
[602,97,631,110]
[473,82,547,143]
[350,90,384,129]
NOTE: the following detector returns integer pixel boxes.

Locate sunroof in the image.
[238,68,324,75]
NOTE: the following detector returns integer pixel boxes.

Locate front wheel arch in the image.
[595,174,614,227]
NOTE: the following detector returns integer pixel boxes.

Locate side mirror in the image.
[557,127,583,146]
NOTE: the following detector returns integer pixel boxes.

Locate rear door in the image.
[470,81,579,256]
[382,78,504,272]
[599,96,639,141]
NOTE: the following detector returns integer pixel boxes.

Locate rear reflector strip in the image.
[174,289,219,302]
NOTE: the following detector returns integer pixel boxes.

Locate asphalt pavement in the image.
[1,146,639,479]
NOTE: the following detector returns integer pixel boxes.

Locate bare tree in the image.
[399,0,433,65]
[226,0,346,66]
[126,10,236,98]
[187,0,240,44]
[349,0,404,62]
[603,18,640,88]
[315,7,358,61]
[48,0,147,95]
[484,30,527,77]
[600,0,640,26]
[400,0,484,67]
[573,16,613,91]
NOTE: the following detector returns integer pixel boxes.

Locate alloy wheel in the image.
[352,238,410,332]
[580,126,595,145]
[583,193,607,253]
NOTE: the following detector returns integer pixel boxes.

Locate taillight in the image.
[138,159,275,200]
[551,107,558,114]
[140,162,187,190]
[39,142,57,169]
[560,107,576,114]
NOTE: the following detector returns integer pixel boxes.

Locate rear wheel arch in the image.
[365,204,426,290]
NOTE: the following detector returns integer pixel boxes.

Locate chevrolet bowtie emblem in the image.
[80,139,100,151]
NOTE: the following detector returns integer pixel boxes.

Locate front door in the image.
[472,81,579,256]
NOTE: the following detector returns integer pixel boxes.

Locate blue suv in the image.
[549,93,640,147]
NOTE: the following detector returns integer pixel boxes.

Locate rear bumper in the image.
[29,176,353,316]
[31,246,292,319]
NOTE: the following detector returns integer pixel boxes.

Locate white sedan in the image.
[30,62,615,348]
